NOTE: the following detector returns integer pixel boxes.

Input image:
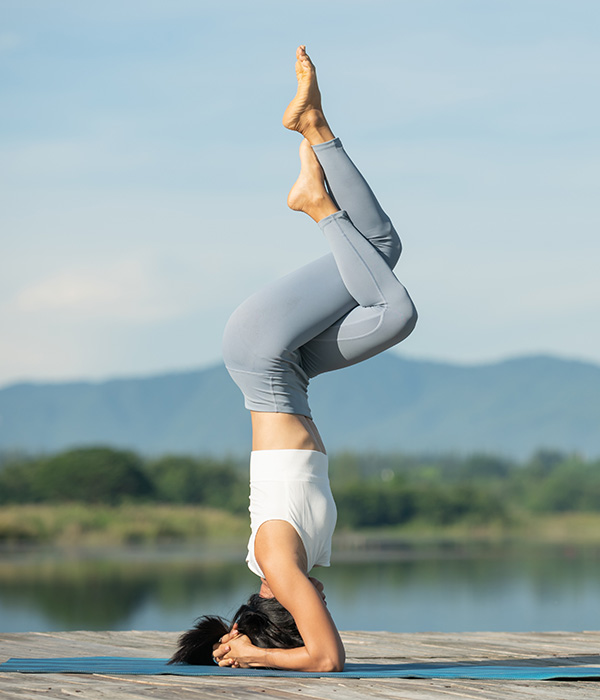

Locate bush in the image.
[335,478,509,528]
[0,460,40,504]
[146,455,247,512]
[33,447,154,504]
[335,481,418,528]
[529,457,600,512]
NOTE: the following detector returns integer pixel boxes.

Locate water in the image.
[1,543,599,634]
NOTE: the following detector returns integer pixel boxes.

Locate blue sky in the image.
[1,0,599,386]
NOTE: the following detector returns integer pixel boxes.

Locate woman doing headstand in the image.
[170,45,417,672]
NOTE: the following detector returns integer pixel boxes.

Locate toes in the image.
[297,45,311,64]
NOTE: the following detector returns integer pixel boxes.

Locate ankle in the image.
[301,112,335,145]
[307,196,339,224]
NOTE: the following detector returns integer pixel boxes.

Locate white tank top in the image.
[246,449,337,578]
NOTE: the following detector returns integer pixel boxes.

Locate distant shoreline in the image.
[1,504,599,548]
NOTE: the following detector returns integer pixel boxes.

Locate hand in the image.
[216,633,258,668]
[212,623,240,665]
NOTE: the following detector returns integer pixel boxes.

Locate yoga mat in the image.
[1,657,599,680]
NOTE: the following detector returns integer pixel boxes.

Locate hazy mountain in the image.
[0,353,598,459]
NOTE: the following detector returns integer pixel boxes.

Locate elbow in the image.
[320,659,345,673]
[314,651,345,673]
[329,659,345,673]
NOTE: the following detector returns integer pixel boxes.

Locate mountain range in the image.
[0,353,598,459]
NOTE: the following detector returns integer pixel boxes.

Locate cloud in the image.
[13,258,193,323]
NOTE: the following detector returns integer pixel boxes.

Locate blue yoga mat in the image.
[1,657,599,679]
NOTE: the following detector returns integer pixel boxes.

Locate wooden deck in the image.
[1,630,599,699]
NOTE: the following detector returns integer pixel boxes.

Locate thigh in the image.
[223,253,355,371]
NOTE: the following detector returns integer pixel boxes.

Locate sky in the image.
[1,0,599,387]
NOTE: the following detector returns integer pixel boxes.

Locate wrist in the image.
[248,646,281,669]
[235,644,269,669]
[255,647,272,668]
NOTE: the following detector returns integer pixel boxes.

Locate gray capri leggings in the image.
[222,137,418,417]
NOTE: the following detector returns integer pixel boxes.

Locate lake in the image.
[1,541,599,634]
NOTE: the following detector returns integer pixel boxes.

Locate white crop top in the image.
[246,449,337,579]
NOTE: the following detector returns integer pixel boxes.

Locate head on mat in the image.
[170,45,417,672]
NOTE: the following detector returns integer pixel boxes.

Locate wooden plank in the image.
[1,631,599,700]
[1,675,600,700]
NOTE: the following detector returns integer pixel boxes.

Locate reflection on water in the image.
[1,542,599,633]
[0,543,255,633]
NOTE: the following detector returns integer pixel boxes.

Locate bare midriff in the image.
[251,412,326,454]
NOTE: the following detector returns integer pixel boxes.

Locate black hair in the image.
[168,594,304,665]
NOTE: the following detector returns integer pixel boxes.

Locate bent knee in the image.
[385,289,418,344]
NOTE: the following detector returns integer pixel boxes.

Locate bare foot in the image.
[282,45,335,145]
[287,140,338,222]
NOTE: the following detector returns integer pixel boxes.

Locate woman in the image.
[170,45,417,672]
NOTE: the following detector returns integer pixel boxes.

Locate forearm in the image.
[253,644,344,673]
[214,628,345,672]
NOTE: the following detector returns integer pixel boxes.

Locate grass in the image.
[0,504,248,546]
[2,504,600,548]
[335,511,600,548]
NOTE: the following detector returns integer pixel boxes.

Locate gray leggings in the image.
[222,138,417,417]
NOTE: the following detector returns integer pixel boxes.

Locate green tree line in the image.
[1,447,599,528]
[0,448,248,513]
